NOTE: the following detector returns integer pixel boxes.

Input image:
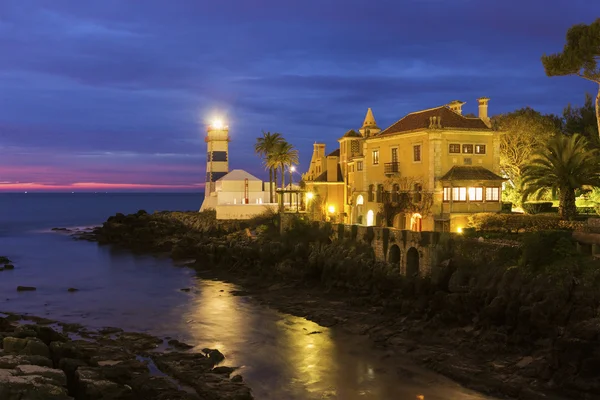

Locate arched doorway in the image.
[410,213,422,232]
[389,245,401,269]
[366,210,374,227]
[355,195,365,225]
[406,247,420,277]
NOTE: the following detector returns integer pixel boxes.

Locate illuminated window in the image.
[443,187,451,202]
[449,144,460,153]
[372,150,379,165]
[462,144,473,154]
[486,187,500,201]
[413,145,421,162]
[475,144,486,154]
[452,187,467,201]
[468,187,483,201]
[357,161,363,171]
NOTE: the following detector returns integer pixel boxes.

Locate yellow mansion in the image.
[302,98,504,232]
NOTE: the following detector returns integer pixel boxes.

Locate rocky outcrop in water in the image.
[0,313,252,400]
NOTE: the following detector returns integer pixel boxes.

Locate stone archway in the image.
[389,245,401,269]
[406,247,420,277]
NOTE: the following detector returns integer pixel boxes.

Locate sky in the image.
[0,0,597,192]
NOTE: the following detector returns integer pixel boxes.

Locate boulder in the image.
[15,365,67,387]
[75,367,134,400]
[3,264,14,270]
[23,338,51,358]
[202,348,225,365]
[0,373,71,400]
[0,354,53,369]
[3,337,28,354]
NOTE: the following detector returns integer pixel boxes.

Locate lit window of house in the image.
[413,145,421,162]
[443,187,451,202]
[449,144,460,154]
[452,187,467,201]
[468,187,483,201]
[486,187,500,201]
[475,144,486,154]
[372,150,379,165]
[462,144,474,154]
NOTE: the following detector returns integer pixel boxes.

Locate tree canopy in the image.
[563,92,600,145]
[541,18,600,139]
[492,107,562,187]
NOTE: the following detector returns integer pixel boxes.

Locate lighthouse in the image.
[200,119,230,211]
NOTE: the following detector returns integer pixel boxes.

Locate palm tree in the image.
[521,134,600,219]
[254,132,284,203]
[273,141,299,189]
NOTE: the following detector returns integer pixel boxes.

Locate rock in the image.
[75,367,134,400]
[3,264,14,270]
[0,354,53,369]
[16,286,36,292]
[99,327,123,335]
[22,338,51,358]
[15,365,67,387]
[67,288,78,292]
[180,288,191,292]
[167,339,193,350]
[0,373,71,399]
[231,374,243,383]
[202,348,225,365]
[516,356,534,368]
[3,337,28,354]
[212,366,237,375]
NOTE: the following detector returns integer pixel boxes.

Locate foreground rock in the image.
[0,312,251,399]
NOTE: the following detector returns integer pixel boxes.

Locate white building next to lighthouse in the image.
[200,120,277,219]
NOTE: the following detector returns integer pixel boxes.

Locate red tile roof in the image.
[440,166,505,181]
[378,106,490,136]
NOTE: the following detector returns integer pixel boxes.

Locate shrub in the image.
[501,202,513,213]
[577,206,596,214]
[522,201,554,214]
[467,213,585,233]
[519,231,577,270]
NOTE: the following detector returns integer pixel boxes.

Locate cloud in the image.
[0,0,595,188]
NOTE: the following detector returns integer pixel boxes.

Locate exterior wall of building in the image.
[216,190,270,205]
[215,204,277,220]
[306,183,344,222]
[302,104,503,232]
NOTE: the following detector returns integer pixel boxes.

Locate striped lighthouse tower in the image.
[200,120,229,211]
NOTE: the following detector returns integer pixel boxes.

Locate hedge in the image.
[522,201,554,214]
[467,213,584,233]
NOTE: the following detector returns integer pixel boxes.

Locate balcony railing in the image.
[384,162,400,174]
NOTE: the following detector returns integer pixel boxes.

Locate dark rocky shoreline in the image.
[68,210,600,400]
[0,311,252,399]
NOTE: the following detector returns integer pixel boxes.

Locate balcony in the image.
[384,162,400,175]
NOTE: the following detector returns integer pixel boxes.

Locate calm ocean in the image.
[0,192,202,235]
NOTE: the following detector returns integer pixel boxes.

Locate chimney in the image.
[477,97,491,127]
[447,100,465,115]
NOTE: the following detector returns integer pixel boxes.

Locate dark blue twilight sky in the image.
[0,0,597,191]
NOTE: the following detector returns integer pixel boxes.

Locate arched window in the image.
[356,195,364,205]
[366,210,375,226]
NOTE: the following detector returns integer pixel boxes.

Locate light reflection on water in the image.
[0,231,497,400]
